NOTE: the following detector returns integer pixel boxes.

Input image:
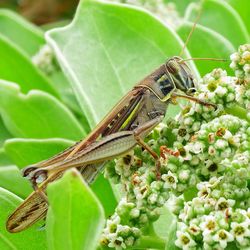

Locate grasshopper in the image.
[6,55,216,233]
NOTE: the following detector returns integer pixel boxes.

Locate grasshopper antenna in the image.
[178,0,229,64]
[179,2,202,58]
[181,58,229,62]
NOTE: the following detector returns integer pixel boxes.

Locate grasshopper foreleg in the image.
[171,93,217,108]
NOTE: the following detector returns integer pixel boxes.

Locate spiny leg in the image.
[171,93,217,109]
[133,116,164,180]
[134,136,161,180]
[160,145,180,159]
[33,185,48,204]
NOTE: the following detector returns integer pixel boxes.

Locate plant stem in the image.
[225,105,250,123]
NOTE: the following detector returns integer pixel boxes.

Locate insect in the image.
[6,10,220,233]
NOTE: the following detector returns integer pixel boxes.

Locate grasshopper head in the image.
[165,56,196,96]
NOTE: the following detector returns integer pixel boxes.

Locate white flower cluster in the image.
[230,44,250,110]
[230,44,250,84]
[175,177,250,250]
[32,44,56,74]
[101,44,250,249]
[102,151,171,249]
[172,68,238,146]
[108,0,182,29]
[100,211,141,250]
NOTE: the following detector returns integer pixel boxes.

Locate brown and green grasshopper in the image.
[6,55,216,233]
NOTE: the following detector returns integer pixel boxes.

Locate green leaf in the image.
[0,10,84,121]
[185,0,249,48]
[153,207,178,250]
[183,186,198,201]
[0,116,12,147]
[0,187,46,250]
[4,138,74,168]
[46,169,105,250]
[92,174,117,217]
[46,0,198,127]
[0,148,12,166]
[168,0,198,15]
[0,80,85,140]
[0,165,32,198]
[177,22,235,75]
[0,9,45,57]
[227,0,250,34]
[0,34,58,96]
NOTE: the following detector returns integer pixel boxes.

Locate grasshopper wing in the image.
[6,190,48,233]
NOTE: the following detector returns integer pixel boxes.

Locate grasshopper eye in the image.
[157,74,175,96]
[167,60,180,74]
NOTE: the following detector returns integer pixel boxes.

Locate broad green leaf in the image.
[0,34,58,96]
[0,148,12,166]
[4,138,74,168]
[46,169,105,250]
[227,0,250,34]
[177,22,235,75]
[0,10,84,121]
[48,70,88,126]
[0,80,85,140]
[92,174,117,216]
[0,9,45,56]
[153,207,178,250]
[0,165,32,198]
[46,0,198,127]
[168,0,197,15]
[0,116,12,147]
[185,0,249,48]
[0,187,46,250]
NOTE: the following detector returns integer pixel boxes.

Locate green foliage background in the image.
[0,0,249,249]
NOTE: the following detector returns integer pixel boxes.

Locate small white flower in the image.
[162,171,178,189]
[179,202,192,222]
[215,86,227,96]
[213,229,234,248]
[226,92,235,102]
[215,197,235,211]
[230,222,250,245]
[188,224,201,236]
[190,141,204,154]
[178,170,190,182]
[108,236,126,250]
[198,186,211,198]
[230,52,240,61]
[214,139,228,150]
[148,193,158,205]
[130,208,140,218]
[200,215,218,233]
[124,236,134,246]
[208,146,216,155]
[175,231,196,250]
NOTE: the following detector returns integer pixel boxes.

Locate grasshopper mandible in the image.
[6,56,216,233]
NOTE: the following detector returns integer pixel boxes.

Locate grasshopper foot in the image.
[160,146,180,159]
